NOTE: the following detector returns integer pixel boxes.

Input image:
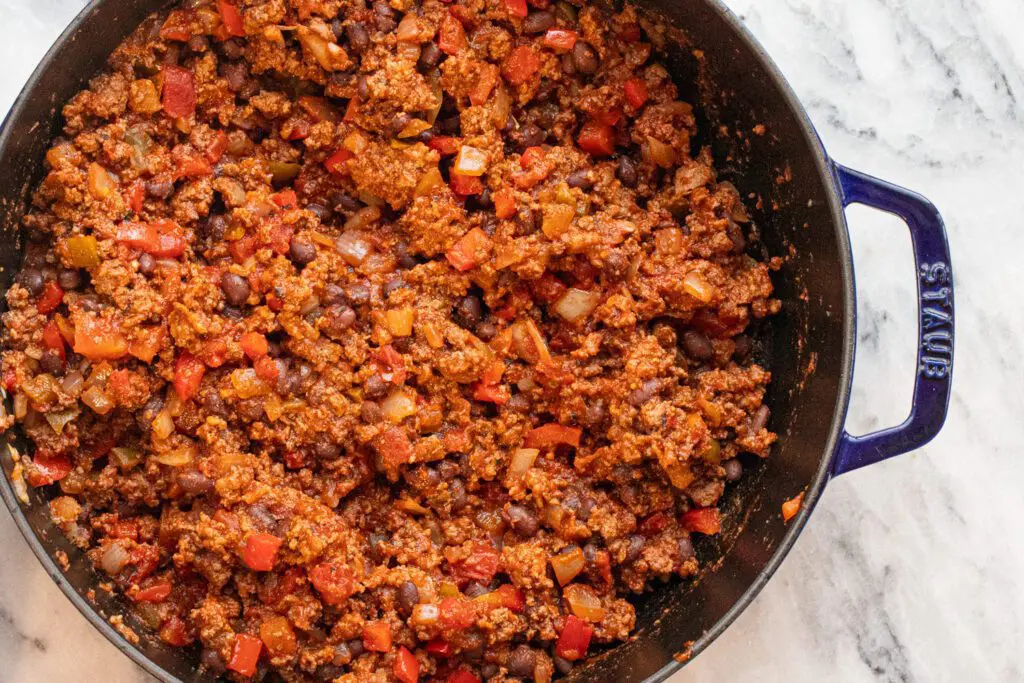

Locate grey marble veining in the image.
[0,0,1017,681]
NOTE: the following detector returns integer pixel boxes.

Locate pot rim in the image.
[0,0,856,681]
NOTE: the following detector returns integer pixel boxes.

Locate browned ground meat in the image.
[0,0,779,680]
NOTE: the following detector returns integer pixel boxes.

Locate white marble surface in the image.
[0,0,1018,681]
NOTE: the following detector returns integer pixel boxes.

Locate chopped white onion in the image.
[553,288,601,323]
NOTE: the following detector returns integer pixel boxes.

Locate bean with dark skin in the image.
[418,42,441,71]
[346,22,370,53]
[177,470,214,495]
[518,123,545,151]
[505,504,539,537]
[57,268,82,290]
[733,334,753,360]
[625,534,645,562]
[449,478,467,511]
[617,156,638,187]
[16,268,43,296]
[205,214,227,241]
[397,580,420,615]
[364,374,389,399]
[749,405,770,433]
[566,169,593,190]
[553,655,573,675]
[682,330,714,361]
[146,176,174,199]
[313,442,341,461]
[373,2,397,32]
[39,351,63,375]
[476,320,498,341]
[481,663,500,680]
[522,10,555,33]
[360,401,382,423]
[464,582,490,599]
[572,41,599,74]
[137,253,155,276]
[289,237,316,265]
[453,295,483,329]
[723,458,743,482]
[220,273,250,306]
[678,535,695,560]
[508,646,537,677]
[628,379,661,406]
[346,281,372,306]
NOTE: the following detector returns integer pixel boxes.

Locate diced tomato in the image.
[639,511,670,536]
[267,222,294,255]
[159,615,191,647]
[624,78,649,109]
[362,621,392,652]
[4,368,18,391]
[254,356,279,382]
[375,345,408,385]
[493,188,516,219]
[309,562,358,604]
[555,615,593,661]
[428,136,460,157]
[475,584,524,613]
[504,0,528,18]
[228,633,262,677]
[524,423,582,449]
[205,130,229,163]
[529,273,567,303]
[782,492,804,522]
[162,66,196,119]
[681,507,722,535]
[449,541,500,582]
[438,13,467,55]
[503,46,541,86]
[228,233,258,264]
[426,638,455,657]
[619,23,642,42]
[469,64,500,106]
[217,0,246,37]
[542,28,577,52]
[26,452,72,487]
[36,282,64,314]
[42,321,66,361]
[324,147,352,174]
[239,332,268,359]
[172,145,212,179]
[594,107,622,126]
[73,316,128,360]
[447,668,481,683]
[159,9,194,42]
[445,227,493,271]
[116,221,187,258]
[266,291,284,312]
[450,173,484,197]
[577,120,616,157]
[173,352,206,401]
[271,189,298,208]
[259,616,297,657]
[134,579,172,603]
[439,597,477,631]
[202,338,229,367]
[519,146,545,169]
[242,532,282,571]
[375,426,413,476]
[126,180,145,214]
[472,382,509,405]
[394,646,419,683]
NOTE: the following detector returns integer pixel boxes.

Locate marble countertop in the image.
[0,0,1016,681]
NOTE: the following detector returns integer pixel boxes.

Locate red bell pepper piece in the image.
[239,332,268,359]
[393,646,419,683]
[42,321,66,361]
[362,621,392,652]
[438,13,467,55]
[681,507,722,535]
[227,633,262,677]
[26,452,72,487]
[504,0,528,18]
[309,562,358,605]
[555,615,593,661]
[542,28,577,52]
[503,46,541,86]
[624,78,649,109]
[428,136,460,157]
[450,173,484,197]
[242,532,282,571]
[36,282,64,314]
[217,0,246,37]
[524,423,582,449]
[134,580,173,603]
[173,351,206,401]
[445,228,493,271]
[324,147,352,174]
[577,121,616,156]
[161,66,196,119]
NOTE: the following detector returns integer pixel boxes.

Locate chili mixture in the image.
[0,0,779,680]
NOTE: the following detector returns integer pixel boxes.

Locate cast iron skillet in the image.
[0,0,956,680]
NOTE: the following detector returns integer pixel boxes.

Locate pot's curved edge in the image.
[0,1,857,683]
[642,2,856,681]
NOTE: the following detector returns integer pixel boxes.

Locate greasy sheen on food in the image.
[0,0,779,679]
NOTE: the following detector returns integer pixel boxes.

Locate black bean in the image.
[439,115,461,135]
[364,374,389,399]
[723,458,743,482]
[475,321,498,341]
[331,641,352,665]
[16,268,44,296]
[313,441,341,461]
[553,655,573,675]
[221,39,244,60]
[454,295,483,329]
[221,305,244,320]
[307,202,332,222]
[561,52,577,75]
[749,405,770,433]
[205,214,227,241]
[57,268,82,290]
[331,191,362,214]
[508,646,537,677]
[625,534,645,562]
[39,351,64,375]
[438,460,459,480]
[418,42,442,71]
[187,34,209,53]
[579,497,595,521]
[136,395,164,432]
[346,22,370,54]
[481,663,500,679]
[137,253,155,276]
[678,535,695,560]
[505,504,539,537]
[584,400,607,427]
[357,75,370,101]
[449,478,467,511]
[177,470,214,495]
[347,281,372,306]
[146,176,175,199]
[726,220,746,253]
[285,237,316,266]
[316,664,345,682]
[522,10,555,33]
[628,379,661,407]
[395,242,418,269]
[374,1,397,31]
[733,334,753,361]
[220,273,250,306]
[200,648,226,673]
[682,330,714,361]
[566,169,593,190]
[519,123,545,150]
[617,156,638,188]
[361,401,383,423]
[464,582,489,599]
[322,283,347,306]
[347,638,365,658]
[203,390,228,417]
[397,581,420,615]
[572,41,599,74]
[382,275,406,298]
[324,305,357,335]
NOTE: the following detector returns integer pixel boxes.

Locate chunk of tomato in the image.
[242,532,282,572]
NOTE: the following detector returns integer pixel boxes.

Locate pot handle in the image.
[830,164,954,476]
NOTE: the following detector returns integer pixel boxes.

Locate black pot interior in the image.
[0,1,851,681]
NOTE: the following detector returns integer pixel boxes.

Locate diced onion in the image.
[551,546,585,585]
[564,584,606,622]
[45,407,80,435]
[343,131,369,154]
[552,289,600,324]
[101,543,131,575]
[682,272,714,303]
[297,26,346,71]
[81,385,114,415]
[231,368,270,399]
[381,389,417,423]
[344,205,381,231]
[412,604,439,626]
[645,137,676,168]
[110,447,141,470]
[335,230,372,266]
[153,445,194,467]
[507,448,539,480]
[541,203,575,238]
[415,167,444,197]
[385,308,415,337]
[151,408,175,439]
[61,371,84,395]
[218,178,247,207]
[395,14,421,42]
[398,119,432,139]
[454,146,488,176]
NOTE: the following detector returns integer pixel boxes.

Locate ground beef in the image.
[0,0,778,680]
